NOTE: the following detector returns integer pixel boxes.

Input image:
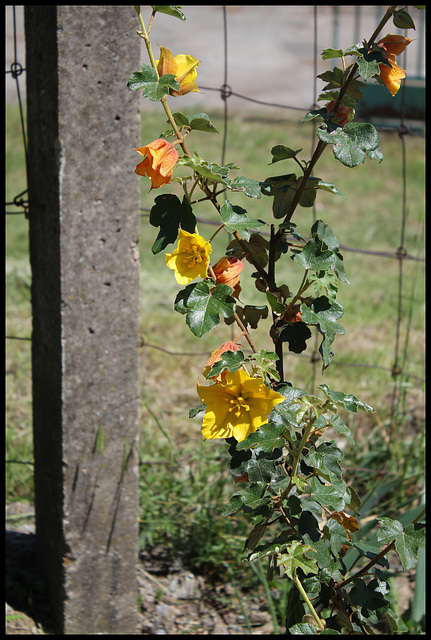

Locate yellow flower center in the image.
[184,244,204,267]
[228,396,250,418]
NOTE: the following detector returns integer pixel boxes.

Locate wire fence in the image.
[6,6,426,445]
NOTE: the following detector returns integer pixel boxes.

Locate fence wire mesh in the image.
[6,6,425,458]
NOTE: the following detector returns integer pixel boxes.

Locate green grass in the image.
[6,103,425,596]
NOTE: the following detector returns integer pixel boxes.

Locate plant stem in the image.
[293,571,325,631]
[290,412,317,479]
[334,506,426,591]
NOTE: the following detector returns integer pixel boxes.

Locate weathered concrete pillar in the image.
[25,6,141,634]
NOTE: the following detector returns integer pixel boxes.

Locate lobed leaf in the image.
[174,282,236,338]
[150,194,196,253]
[278,540,319,580]
[236,421,288,453]
[317,122,383,168]
[220,200,265,241]
[172,111,218,133]
[151,5,186,20]
[318,384,374,413]
[377,517,425,570]
[127,65,180,100]
[206,349,246,378]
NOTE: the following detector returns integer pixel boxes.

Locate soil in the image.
[6,505,417,636]
[5,514,276,635]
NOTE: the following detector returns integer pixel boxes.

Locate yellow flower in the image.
[377,34,413,96]
[134,139,179,189]
[165,229,212,285]
[197,370,285,442]
[156,46,200,96]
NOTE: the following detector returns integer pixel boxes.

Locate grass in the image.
[6,103,425,612]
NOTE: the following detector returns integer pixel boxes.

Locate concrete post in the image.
[25,6,141,633]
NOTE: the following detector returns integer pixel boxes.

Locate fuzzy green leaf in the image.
[172,111,218,133]
[349,577,391,618]
[206,349,246,378]
[317,122,383,167]
[178,154,239,184]
[174,282,235,337]
[220,200,265,241]
[279,322,312,354]
[278,541,318,580]
[300,297,345,368]
[151,5,186,20]
[127,65,180,100]
[292,220,349,283]
[318,384,374,413]
[236,422,287,453]
[307,476,350,512]
[150,194,196,254]
[321,47,344,60]
[377,518,425,570]
[229,176,263,198]
[270,145,303,163]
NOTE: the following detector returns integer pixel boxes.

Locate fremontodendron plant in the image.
[129,5,425,634]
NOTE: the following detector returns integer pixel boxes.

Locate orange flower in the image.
[377,34,413,96]
[156,46,200,97]
[203,341,239,382]
[326,100,352,128]
[134,139,179,189]
[212,257,244,298]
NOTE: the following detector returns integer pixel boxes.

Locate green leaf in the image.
[300,297,345,368]
[292,220,349,283]
[305,441,344,485]
[356,53,381,82]
[279,322,312,354]
[316,179,346,198]
[270,145,303,163]
[349,577,391,618]
[150,194,196,254]
[251,349,280,382]
[172,111,219,133]
[174,282,236,338]
[278,541,318,580]
[321,47,344,60]
[317,122,383,168]
[229,176,263,198]
[263,174,319,218]
[226,304,269,330]
[177,154,239,185]
[151,5,186,20]
[307,476,350,511]
[318,384,374,413]
[220,200,265,241]
[377,518,425,570]
[288,623,318,635]
[393,9,416,30]
[330,414,355,444]
[266,291,286,314]
[188,402,205,418]
[127,65,180,100]
[223,482,271,516]
[206,349,246,378]
[236,421,288,453]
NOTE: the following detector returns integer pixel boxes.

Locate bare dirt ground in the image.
[6,504,416,636]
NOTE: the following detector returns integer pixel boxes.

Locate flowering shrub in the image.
[129,5,424,634]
